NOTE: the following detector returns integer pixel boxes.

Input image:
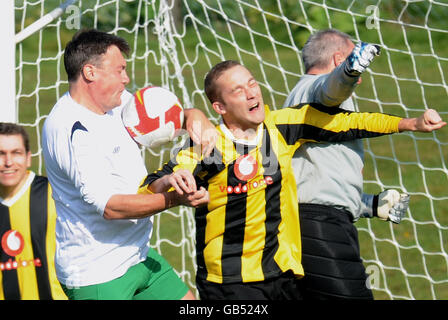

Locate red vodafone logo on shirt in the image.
[1,230,44,272]
[234,154,258,181]
[1,230,25,257]
[218,154,273,194]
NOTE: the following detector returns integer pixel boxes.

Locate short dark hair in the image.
[204,60,242,104]
[64,29,130,82]
[0,122,30,153]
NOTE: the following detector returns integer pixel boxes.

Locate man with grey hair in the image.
[283,29,410,299]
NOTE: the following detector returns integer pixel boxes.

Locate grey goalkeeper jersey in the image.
[283,64,365,220]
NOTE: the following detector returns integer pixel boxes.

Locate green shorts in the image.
[61,247,190,300]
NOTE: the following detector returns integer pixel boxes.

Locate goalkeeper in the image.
[283,29,413,299]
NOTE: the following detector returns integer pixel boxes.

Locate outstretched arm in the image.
[306,42,381,107]
[278,104,446,146]
[311,66,359,106]
[103,187,209,220]
[149,169,197,195]
[123,137,207,221]
[398,109,446,132]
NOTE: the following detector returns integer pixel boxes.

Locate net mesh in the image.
[14,0,448,299]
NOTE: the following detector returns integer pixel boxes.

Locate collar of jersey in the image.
[218,121,263,147]
[0,171,35,207]
[67,92,114,117]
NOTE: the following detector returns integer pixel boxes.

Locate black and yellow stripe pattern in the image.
[0,173,66,300]
[140,104,401,284]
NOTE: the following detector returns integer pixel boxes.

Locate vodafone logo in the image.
[234,154,258,181]
[1,230,25,257]
[218,154,274,194]
[1,230,42,272]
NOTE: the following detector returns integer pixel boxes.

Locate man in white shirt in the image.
[42,29,213,300]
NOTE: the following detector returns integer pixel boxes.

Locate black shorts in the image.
[196,270,303,300]
[298,203,374,300]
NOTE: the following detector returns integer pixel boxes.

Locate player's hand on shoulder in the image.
[344,41,380,76]
[184,108,218,158]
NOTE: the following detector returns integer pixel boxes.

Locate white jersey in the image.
[42,91,152,287]
[283,63,365,220]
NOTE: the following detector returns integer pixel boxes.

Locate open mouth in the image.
[249,103,259,112]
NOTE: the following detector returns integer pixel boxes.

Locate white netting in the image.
[14,0,448,299]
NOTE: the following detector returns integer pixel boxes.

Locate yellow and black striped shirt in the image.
[140,104,401,284]
[0,171,67,300]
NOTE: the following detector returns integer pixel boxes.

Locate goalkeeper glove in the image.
[362,190,410,224]
[344,41,381,77]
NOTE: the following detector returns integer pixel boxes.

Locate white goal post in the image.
[13,0,448,299]
[1,0,16,123]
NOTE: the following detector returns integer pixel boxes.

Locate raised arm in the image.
[296,42,381,107]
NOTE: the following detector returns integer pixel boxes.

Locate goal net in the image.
[13,0,448,299]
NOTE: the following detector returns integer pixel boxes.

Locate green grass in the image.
[16,6,448,299]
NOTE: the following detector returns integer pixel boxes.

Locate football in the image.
[122,86,184,148]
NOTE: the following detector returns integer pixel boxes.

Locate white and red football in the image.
[122,86,184,148]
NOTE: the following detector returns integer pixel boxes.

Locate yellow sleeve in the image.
[270,103,401,146]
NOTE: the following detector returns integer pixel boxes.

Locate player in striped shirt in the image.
[139,60,445,300]
[0,122,67,300]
